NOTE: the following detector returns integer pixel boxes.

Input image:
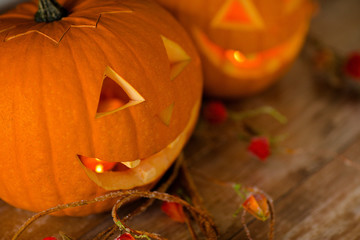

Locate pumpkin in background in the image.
[154,0,314,97]
[0,0,202,216]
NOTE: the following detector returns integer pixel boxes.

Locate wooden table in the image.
[2,0,360,239]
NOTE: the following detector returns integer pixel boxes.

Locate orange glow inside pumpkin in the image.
[95,164,104,173]
[79,155,142,173]
[231,51,246,63]
[194,24,305,73]
[96,76,130,113]
[78,155,117,173]
[197,29,279,69]
[222,0,252,24]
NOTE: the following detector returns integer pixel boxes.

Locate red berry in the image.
[248,137,270,161]
[115,233,135,240]
[203,101,228,124]
[161,201,186,223]
[344,52,360,79]
[42,237,57,240]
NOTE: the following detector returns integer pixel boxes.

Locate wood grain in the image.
[1,0,360,239]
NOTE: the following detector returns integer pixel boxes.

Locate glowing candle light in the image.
[78,155,116,173]
[95,164,104,173]
[233,50,246,63]
[225,50,247,65]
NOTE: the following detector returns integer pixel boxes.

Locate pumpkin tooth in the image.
[120,159,141,168]
[136,162,157,183]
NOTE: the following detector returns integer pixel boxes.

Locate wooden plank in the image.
[233,138,360,240]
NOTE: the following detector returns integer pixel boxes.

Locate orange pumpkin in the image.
[154,0,314,97]
[0,0,202,216]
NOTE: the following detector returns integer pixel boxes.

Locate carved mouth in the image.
[192,22,308,79]
[78,100,200,191]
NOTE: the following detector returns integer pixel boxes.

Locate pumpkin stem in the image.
[35,0,68,23]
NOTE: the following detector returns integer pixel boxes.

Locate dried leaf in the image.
[242,194,270,221]
[161,201,186,223]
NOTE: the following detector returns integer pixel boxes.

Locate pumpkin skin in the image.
[0,0,202,216]
[154,0,314,97]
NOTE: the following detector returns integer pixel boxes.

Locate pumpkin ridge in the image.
[128,8,176,40]
[71,28,140,162]
[97,23,162,158]
[77,26,110,73]
[128,107,141,163]
[65,39,97,158]
[61,40,102,212]
[11,64,36,210]
[38,58,65,209]
[5,100,20,205]
[105,37,145,160]
[20,42,50,206]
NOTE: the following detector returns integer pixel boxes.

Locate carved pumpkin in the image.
[0,0,202,216]
[154,0,314,97]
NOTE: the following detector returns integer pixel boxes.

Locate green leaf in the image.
[233,183,246,200]
[134,234,151,240]
[115,220,131,232]
[229,106,287,124]
[233,206,243,217]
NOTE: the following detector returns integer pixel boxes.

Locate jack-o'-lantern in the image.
[0,0,202,216]
[154,0,314,97]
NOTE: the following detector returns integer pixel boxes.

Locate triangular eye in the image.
[158,103,175,126]
[211,0,264,30]
[96,66,145,118]
[161,35,191,80]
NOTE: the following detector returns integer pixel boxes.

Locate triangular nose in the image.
[211,0,264,30]
[222,0,252,24]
